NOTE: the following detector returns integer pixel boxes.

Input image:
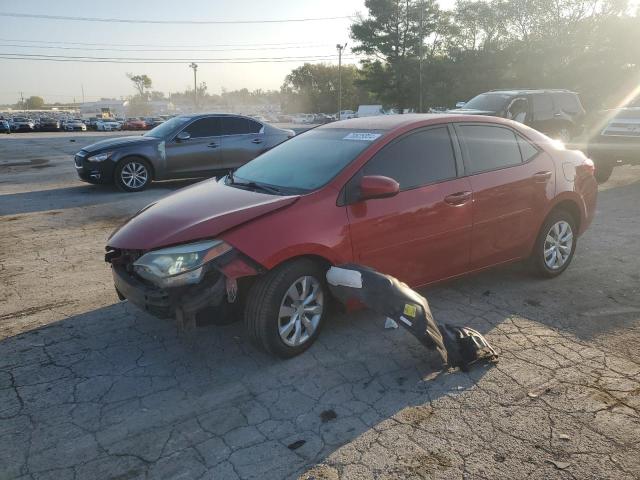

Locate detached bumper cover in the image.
[327,264,498,370]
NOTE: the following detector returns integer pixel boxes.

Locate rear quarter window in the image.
[458,124,523,174]
[553,93,581,114]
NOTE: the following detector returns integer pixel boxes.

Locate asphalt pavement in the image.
[0,131,639,479]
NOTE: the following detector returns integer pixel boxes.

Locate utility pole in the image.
[81,84,85,104]
[20,91,24,112]
[418,0,424,113]
[336,43,347,120]
[189,62,198,111]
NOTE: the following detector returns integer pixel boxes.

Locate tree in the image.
[280,63,372,113]
[351,0,442,110]
[18,96,45,110]
[126,74,152,97]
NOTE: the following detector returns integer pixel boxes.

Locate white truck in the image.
[356,105,386,117]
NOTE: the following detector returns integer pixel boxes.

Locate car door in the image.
[528,93,556,135]
[219,117,266,169]
[345,125,473,287]
[455,123,555,269]
[164,116,224,177]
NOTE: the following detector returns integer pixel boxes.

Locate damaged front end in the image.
[105,240,261,329]
[327,264,498,371]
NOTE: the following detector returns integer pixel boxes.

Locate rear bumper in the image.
[588,138,640,165]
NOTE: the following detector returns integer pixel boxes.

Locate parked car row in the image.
[101,113,597,358]
[0,114,173,133]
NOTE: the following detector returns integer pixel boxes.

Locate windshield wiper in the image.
[226,172,283,195]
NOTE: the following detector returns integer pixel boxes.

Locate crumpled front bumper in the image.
[112,265,226,326]
[108,247,261,328]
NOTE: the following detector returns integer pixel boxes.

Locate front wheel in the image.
[115,157,152,192]
[244,259,328,358]
[531,209,577,278]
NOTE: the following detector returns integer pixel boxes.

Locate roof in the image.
[319,113,512,131]
[322,113,454,131]
[487,89,577,95]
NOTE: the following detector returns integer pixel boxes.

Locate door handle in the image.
[207,142,218,148]
[444,191,472,206]
[251,138,263,144]
[533,171,552,182]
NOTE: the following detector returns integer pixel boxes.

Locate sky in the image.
[0,0,455,105]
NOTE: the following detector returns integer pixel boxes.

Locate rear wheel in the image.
[244,259,328,358]
[531,209,577,278]
[115,157,151,192]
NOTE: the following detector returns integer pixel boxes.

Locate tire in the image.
[531,209,577,278]
[114,157,152,192]
[244,259,328,358]
[594,162,614,184]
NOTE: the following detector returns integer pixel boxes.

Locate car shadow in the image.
[0,300,493,479]
[0,178,203,216]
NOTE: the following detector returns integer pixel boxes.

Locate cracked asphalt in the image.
[1,132,639,479]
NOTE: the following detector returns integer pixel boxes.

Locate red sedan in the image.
[106,114,597,357]
[123,118,147,130]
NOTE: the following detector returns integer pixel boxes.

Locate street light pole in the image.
[336,43,347,120]
[418,0,424,113]
[189,62,198,111]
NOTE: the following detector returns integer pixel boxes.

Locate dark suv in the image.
[588,107,640,183]
[450,89,585,142]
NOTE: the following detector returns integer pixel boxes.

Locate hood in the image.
[82,135,157,153]
[446,108,497,115]
[108,179,299,251]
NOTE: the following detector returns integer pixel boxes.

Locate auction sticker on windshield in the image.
[343,132,382,141]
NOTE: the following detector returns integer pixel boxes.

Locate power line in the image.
[0,12,352,25]
[0,53,361,64]
[0,38,331,48]
[0,43,334,53]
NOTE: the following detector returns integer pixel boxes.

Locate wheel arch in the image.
[547,197,583,233]
[114,154,156,181]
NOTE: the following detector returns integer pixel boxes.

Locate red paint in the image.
[108,114,597,288]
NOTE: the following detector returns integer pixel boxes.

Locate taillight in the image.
[584,158,595,175]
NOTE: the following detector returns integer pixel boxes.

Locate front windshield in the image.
[144,115,190,138]
[463,93,511,111]
[231,128,383,193]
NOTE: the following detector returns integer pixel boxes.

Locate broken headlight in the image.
[133,240,232,288]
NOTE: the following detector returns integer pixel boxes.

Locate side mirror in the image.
[176,131,191,142]
[359,175,399,201]
[455,101,466,108]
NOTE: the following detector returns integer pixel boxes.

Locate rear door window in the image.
[532,94,554,120]
[552,93,581,114]
[458,125,523,173]
[362,126,457,190]
[220,117,262,135]
[183,117,222,138]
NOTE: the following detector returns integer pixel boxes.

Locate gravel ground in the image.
[0,132,639,480]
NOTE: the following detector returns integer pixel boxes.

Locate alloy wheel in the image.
[544,220,573,270]
[278,275,323,347]
[120,161,149,189]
